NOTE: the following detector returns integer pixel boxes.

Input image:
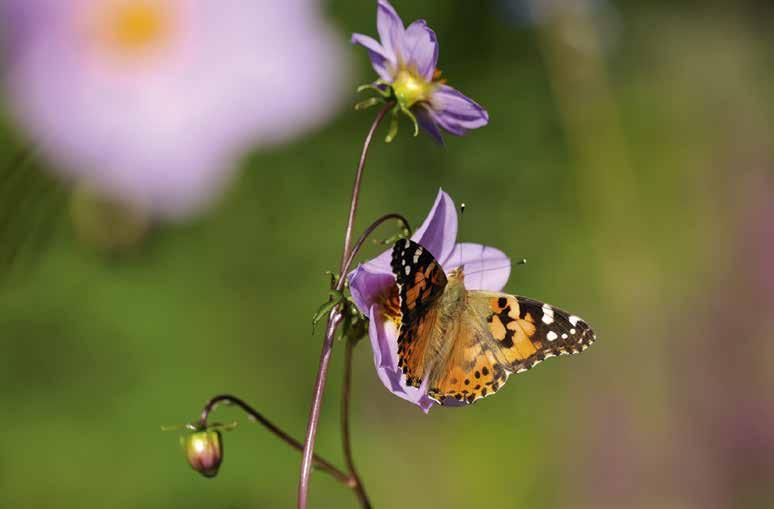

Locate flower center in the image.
[392,69,433,109]
[92,0,175,58]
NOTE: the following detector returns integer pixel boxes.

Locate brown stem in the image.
[338,104,393,274]
[297,103,393,509]
[341,337,372,508]
[198,394,352,486]
[341,212,411,279]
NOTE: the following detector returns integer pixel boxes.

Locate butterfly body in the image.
[391,239,596,406]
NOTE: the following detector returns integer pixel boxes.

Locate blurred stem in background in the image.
[529,2,667,506]
[0,144,66,283]
[530,0,654,303]
[298,103,393,509]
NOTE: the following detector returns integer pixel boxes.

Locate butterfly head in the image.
[447,265,465,282]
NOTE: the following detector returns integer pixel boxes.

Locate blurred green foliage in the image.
[1,1,773,508]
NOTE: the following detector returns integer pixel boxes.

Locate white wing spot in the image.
[569,315,579,326]
[413,247,423,264]
[561,333,568,339]
[516,368,528,374]
[547,331,558,341]
[541,304,555,324]
[544,352,555,359]
[404,265,411,275]
[570,328,576,335]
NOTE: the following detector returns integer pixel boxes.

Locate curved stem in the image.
[198,394,352,486]
[298,103,392,509]
[341,337,371,508]
[338,104,393,275]
[340,212,411,284]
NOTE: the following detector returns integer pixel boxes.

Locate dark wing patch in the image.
[391,239,447,387]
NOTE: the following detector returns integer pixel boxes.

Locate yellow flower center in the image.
[392,69,433,109]
[91,0,176,58]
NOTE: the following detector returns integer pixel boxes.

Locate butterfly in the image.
[391,238,596,406]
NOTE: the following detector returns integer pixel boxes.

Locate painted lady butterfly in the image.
[392,239,596,405]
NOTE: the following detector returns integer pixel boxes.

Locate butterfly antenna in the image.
[463,263,526,278]
[459,202,465,271]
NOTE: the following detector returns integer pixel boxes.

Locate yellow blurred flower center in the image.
[97,1,174,57]
[392,69,433,108]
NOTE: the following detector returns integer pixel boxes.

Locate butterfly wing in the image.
[391,239,448,388]
[427,307,510,404]
[477,292,595,371]
[429,292,596,405]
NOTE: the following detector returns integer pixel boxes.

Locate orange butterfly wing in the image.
[429,293,596,405]
[391,239,448,388]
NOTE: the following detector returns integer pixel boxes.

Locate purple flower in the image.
[2,0,346,219]
[352,0,489,143]
[347,189,511,412]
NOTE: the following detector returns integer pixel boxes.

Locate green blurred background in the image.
[2,1,773,508]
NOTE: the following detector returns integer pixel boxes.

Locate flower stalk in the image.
[297,103,394,509]
[198,394,352,485]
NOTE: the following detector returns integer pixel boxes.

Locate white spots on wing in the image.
[541,304,554,324]
[413,246,423,264]
[531,359,542,367]
[570,328,576,335]
[544,352,555,359]
[547,331,558,341]
[401,259,406,266]
[561,333,568,339]
[516,368,528,374]
[404,265,411,275]
[569,315,579,326]
[403,239,410,248]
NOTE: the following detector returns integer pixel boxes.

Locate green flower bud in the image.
[183,430,223,478]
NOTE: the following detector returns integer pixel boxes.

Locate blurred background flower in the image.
[1,0,346,219]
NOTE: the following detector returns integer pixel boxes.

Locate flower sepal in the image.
[355,81,419,143]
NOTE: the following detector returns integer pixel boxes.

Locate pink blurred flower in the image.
[2,0,346,219]
[347,189,511,412]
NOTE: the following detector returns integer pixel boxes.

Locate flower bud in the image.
[183,430,223,478]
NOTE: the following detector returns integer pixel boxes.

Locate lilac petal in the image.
[403,20,438,81]
[369,305,434,412]
[376,0,404,62]
[415,105,445,144]
[444,243,511,292]
[430,84,489,135]
[427,108,468,136]
[412,188,459,265]
[348,262,395,316]
[346,188,457,308]
[351,33,395,82]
